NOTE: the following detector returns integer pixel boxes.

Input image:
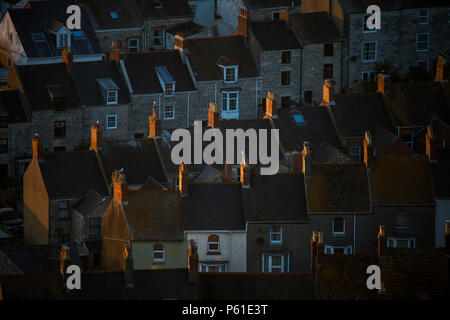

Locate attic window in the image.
[57,33,70,49]
[217,56,238,83]
[155,66,176,97]
[293,114,306,126]
[110,11,119,19]
[97,78,119,105]
[47,85,64,110]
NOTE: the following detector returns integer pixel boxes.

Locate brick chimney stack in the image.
[445,221,450,256]
[32,134,43,160]
[280,8,290,26]
[322,79,335,106]
[208,102,220,128]
[237,9,249,40]
[377,73,391,95]
[174,32,185,51]
[264,92,278,119]
[316,231,324,263]
[124,243,134,288]
[112,169,128,205]
[302,141,312,178]
[90,121,102,151]
[179,162,189,197]
[62,46,73,70]
[224,161,233,182]
[240,154,250,188]
[148,103,161,138]
[60,244,71,286]
[291,150,302,173]
[110,41,120,62]
[426,125,437,161]
[378,225,387,258]
[311,231,318,281]
[435,53,447,82]
[364,131,374,169]
[188,239,199,283]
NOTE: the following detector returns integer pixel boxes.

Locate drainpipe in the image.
[300,47,303,102]
[214,82,217,105]
[229,231,232,272]
[353,212,356,253]
[187,92,190,127]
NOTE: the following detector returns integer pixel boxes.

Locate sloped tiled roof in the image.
[182,183,245,231]
[184,36,259,81]
[373,126,414,155]
[82,0,144,30]
[380,248,449,299]
[250,20,300,51]
[369,154,434,206]
[290,12,342,45]
[123,190,184,241]
[134,0,193,19]
[306,163,371,213]
[243,173,308,221]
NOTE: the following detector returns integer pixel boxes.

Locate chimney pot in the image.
[124,243,134,288]
[110,41,121,62]
[435,53,447,82]
[188,239,199,283]
[237,8,249,40]
[426,125,437,161]
[208,102,220,128]
[62,46,73,70]
[90,121,103,151]
[364,131,374,168]
[291,150,302,173]
[32,134,43,160]
[240,154,250,188]
[310,231,318,281]
[59,244,71,282]
[174,32,185,51]
[224,161,233,182]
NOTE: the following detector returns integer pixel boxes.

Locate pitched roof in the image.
[275,106,342,152]
[7,0,101,58]
[197,272,314,300]
[290,12,342,44]
[250,20,300,51]
[431,152,450,198]
[122,51,196,95]
[369,154,434,206]
[184,36,259,81]
[380,247,449,299]
[39,150,108,199]
[82,0,144,30]
[182,183,245,230]
[134,0,193,19]
[16,63,82,111]
[166,21,208,37]
[338,0,449,14]
[99,138,167,186]
[245,0,301,9]
[72,189,110,217]
[384,82,450,127]
[72,61,130,106]
[118,190,183,241]
[306,163,371,213]
[243,173,308,221]
[331,92,395,137]
[314,140,351,163]
[0,90,27,123]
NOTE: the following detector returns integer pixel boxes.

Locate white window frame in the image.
[269,226,282,244]
[418,9,428,24]
[416,33,429,52]
[363,13,377,33]
[416,60,429,72]
[199,263,227,272]
[207,235,220,253]
[106,114,117,130]
[106,90,118,105]
[324,245,353,255]
[153,29,165,48]
[332,217,345,235]
[387,237,416,248]
[362,41,377,62]
[128,38,140,52]
[350,146,361,162]
[223,66,238,83]
[164,105,175,120]
[222,91,239,117]
[153,244,165,262]
[268,255,285,272]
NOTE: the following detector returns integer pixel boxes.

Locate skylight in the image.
[293,114,306,126]
[110,11,119,19]
[73,31,85,38]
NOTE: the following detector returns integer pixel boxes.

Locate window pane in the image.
[333,217,344,233]
[272,256,281,265]
[396,240,408,248]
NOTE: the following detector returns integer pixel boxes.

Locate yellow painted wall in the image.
[132,240,188,270]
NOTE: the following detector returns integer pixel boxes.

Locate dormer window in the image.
[217,56,238,83]
[97,78,119,105]
[47,85,64,110]
[110,11,119,19]
[155,66,176,97]
[48,20,71,49]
